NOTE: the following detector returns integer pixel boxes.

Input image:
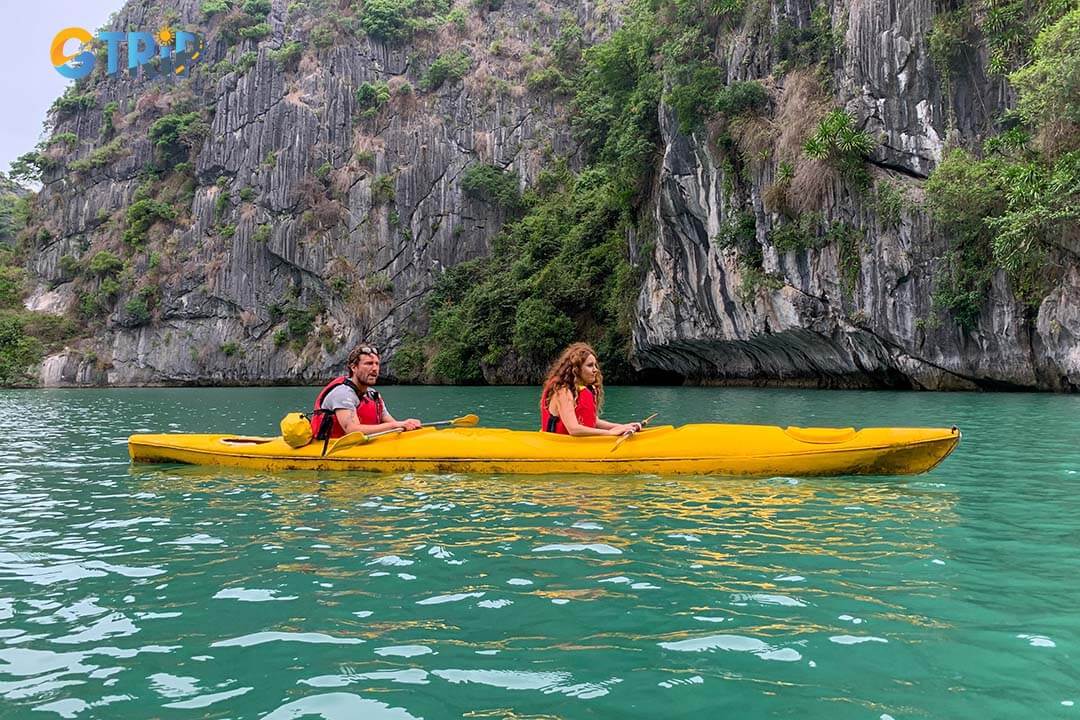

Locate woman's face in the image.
[578,354,600,384]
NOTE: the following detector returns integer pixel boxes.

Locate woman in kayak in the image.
[540,342,642,436]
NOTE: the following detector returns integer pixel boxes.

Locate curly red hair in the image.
[540,342,604,415]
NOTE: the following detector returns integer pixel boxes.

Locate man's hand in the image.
[398,418,423,431]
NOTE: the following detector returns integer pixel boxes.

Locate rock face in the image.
[28,0,616,385]
[21,0,1080,390]
[632,0,1079,391]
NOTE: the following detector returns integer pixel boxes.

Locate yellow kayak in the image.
[128,424,960,476]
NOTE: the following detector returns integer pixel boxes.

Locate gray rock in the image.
[22,0,1079,392]
[630,0,1078,392]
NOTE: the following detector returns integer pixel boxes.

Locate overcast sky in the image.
[0,2,122,178]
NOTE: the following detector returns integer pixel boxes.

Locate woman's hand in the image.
[608,422,641,436]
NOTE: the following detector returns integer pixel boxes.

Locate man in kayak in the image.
[540,342,642,436]
[310,343,422,440]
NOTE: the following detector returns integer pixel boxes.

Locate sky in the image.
[0,1,122,179]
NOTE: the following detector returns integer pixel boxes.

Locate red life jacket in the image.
[310,376,385,440]
[540,385,598,434]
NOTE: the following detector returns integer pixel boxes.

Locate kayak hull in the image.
[127,424,960,476]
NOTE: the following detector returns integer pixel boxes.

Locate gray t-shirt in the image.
[321,384,388,419]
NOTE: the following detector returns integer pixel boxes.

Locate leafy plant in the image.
[269,42,303,68]
[48,132,79,149]
[51,90,95,118]
[215,191,231,219]
[372,174,396,203]
[123,296,151,325]
[390,335,426,382]
[68,138,127,173]
[803,109,876,184]
[366,272,394,294]
[0,266,25,307]
[101,101,120,139]
[284,305,318,347]
[461,163,521,209]
[1009,9,1080,153]
[715,81,768,118]
[148,112,208,166]
[526,67,567,93]
[238,22,271,40]
[9,152,52,184]
[236,50,258,73]
[773,4,835,75]
[874,180,904,229]
[665,65,726,134]
[355,150,375,168]
[242,0,271,15]
[89,250,123,276]
[123,199,177,245]
[770,212,824,253]
[828,222,862,296]
[511,297,574,362]
[0,316,43,386]
[355,81,391,115]
[311,23,335,47]
[360,0,415,42]
[201,0,231,16]
[925,149,1004,327]
[421,50,471,91]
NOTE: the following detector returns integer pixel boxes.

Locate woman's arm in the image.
[597,418,643,433]
[552,389,622,437]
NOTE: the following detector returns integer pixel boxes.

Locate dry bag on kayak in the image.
[280,412,313,448]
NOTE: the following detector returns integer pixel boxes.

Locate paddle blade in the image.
[326,431,369,454]
[450,414,479,427]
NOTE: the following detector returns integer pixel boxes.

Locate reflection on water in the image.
[1,387,1079,718]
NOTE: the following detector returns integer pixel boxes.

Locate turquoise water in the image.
[1,386,1078,718]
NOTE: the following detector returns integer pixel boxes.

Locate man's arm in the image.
[380,406,421,431]
[334,408,404,436]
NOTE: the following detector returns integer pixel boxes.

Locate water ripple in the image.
[1,387,1078,718]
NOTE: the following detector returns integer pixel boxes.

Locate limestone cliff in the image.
[633,0,1079,390]
[23,0,619,386]
[13,0,1080,390]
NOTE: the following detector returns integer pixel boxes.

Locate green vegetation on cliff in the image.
[420,2,668,383]
[421,0,858,382]
[0,188,76,384]
[6,0,1078,388]
[926,6,1079,327]
[421,0,1079,382]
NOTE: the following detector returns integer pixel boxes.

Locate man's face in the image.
[350,353,380,385]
